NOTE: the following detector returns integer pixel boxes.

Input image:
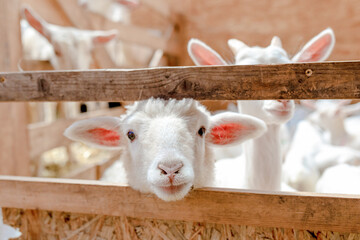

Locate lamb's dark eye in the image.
[127,131,136,141]
[198,126,206,137]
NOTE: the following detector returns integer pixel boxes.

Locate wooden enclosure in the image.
[1,65,360,239]
[1,0,360,239]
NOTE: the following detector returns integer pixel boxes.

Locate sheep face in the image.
[22,6,117,70]
[64,99,267,201]
[238,100,295,125]
[122,101,210,201]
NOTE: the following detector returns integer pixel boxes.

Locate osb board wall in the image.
[176,0,360,66]
[4,209,360,240]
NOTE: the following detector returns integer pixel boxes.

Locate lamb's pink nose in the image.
[158,162,183,183]
[277,100,289,107]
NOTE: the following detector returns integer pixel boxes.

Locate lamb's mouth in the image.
[267,108,291,116]
[159,183,189,195]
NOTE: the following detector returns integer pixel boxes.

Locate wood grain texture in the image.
[177,0,360,66]
[0,0,31,176]
[28,107,125,158]
[1,61,360,101]
[0,176,359,233]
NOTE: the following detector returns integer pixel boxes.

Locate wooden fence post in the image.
[0,0,31,176]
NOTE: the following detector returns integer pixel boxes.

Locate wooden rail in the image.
[1,61,360,101]
[0,176,359,233]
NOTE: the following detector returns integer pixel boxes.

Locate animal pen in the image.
[1,0,360,239]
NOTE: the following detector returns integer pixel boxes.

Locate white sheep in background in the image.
[187,28,335,191]
[283,100,360,192]
[316,164,360,194]
[0,209,21,240]
[303,100,360,150]
[22,6,118,120]
[64,98,266,201]
[78,0,156,68]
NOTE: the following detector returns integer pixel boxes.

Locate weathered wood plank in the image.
[0,176,359,232]
[29,107,125,158]
[1,61,360,101]
[0,0,31,176]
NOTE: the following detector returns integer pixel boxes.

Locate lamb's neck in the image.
[243,124,282,191]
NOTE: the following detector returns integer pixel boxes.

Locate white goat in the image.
[64,98,266,201]
[0,209,21,240]
[316,164,360,194]
[303,100,360,150]
[78,0,155,68]
[187,28,335,191]
[283,100,360,191]
[22,6,117,120]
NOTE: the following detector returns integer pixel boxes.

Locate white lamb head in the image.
[187,28,335,124]
[64,98,266,201]
[22,6,118,70]
[302,100,360,135]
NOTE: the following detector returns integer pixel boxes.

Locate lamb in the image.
[187,28,335,191]
[64,98,266,201]
[22,6,118,119]
[283,100,360,191]
[78,0,155,68]
[303,100,360,150]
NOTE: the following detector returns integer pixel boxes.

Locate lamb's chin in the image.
[266,108,293,122]
[152,183,193,201]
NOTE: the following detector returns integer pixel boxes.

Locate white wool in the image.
[65,98,266,201]
[21,20,53,61]
[283,104,360,192]
[316,164,360,194]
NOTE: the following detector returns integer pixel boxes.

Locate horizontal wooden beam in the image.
[0,176,359,232]
[1,61,360,101]
[28,107,125,158]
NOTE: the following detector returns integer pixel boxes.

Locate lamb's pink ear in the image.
[207,112,267,147]
[92,30,118,44]
[187,38,227,66]
[64,117,123,149]
[22,6,51,42]
[292,28,335,62]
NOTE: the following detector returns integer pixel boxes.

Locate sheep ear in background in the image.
[207,112,267,147]
[270,36,282,48]
[187,38,227,66]
[291,28,335,62]
[92,30,118,44]
[64,117,123,149]
[21,6,52,42]
[227,38,248,56]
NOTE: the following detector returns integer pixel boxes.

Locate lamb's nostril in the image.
[158,162,183,176]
